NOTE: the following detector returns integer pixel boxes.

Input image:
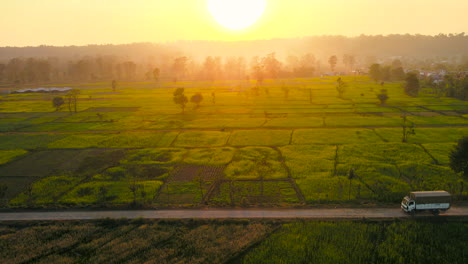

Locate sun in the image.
[207,0,266,30]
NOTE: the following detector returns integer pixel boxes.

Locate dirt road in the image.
[1,207,467,221]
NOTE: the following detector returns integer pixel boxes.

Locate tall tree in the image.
[190,93,203,109]
[65,89,80,113]
[262,53,281,79]
[401,113,415,143]
[328,55,338,72]
[377,89,389,105]
[173,88,188,113]
[172,57,188,83]
[152,67,160,83]
[405,72,420,96]
[250,56,264,85]
[111,80,117,92]
[369,64,381,82]
[336,77,347,98]
[450,136,468,178]
[380,66,391,81]
[52,96,64,111]
[391,67,406,81]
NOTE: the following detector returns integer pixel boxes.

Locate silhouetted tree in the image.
[281,83,290,99]
[336,78,347,98]
[173,87,188,113]
[392,59,403,69]
[262,53,281,79]
[65,89,80,113]
[328,55,338,72]
[380,66,391,81]
[348,168,356,200]
[190,93,203,109]
[401,113,415,143]
[52,96,64,111]
[405,72,420,96]
[369,64,381,82]
[391,67,406,81]
[377,89,389,105]
[450,136,468,178]
[152,67,160,83]
[111,80,117,92]
[0,183,7,199]
[173,57,188,83]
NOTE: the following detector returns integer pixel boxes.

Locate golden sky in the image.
[1,0,466,46]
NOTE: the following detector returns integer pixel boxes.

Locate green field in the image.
[0,76,467,208]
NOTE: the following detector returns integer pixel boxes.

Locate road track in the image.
[1,207,468,221]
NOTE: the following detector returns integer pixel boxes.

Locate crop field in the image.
[0,219,466,264]
[0,76,467,208]
[242,220,468,264]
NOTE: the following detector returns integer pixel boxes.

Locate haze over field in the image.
[1,0,467,46]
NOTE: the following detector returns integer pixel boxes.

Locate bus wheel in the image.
[431,210,440,216]
[410,210,415,216]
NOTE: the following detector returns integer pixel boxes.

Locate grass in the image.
[229,130,292,146]
[375,127,468,143]
[338,143,434,166]
[9,175,85,206]
[0,150,28,165]
[293,128,383,145]
[279,145,336,179]
[422,143,457,165]
[98,132,179,148]
[60,180,163,205]
[123,148,186,165]
[0,149,112,177]
[224,147,288,180]
[212,181,300,205]
[173,131,230,147]
[0,134,67,150]
[184,147,235,166]
[47,134,114,148]
[243,221,468,264]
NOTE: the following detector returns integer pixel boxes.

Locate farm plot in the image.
[173,131,230,147]
[0,149,107,177]
[184,147,235,166]
[333,143,461,202]
[0,150,27,165]
[421,143,457,165]
[224,147,288,180]
[0,134,67,150]
[279,145,336,179]
[0,177,37,206]
[325,114,402,127]
[242,221,468,264]
[211,180,300,206]
[375,127,468,143]
[60,180,163,206]
[292,128,383,145]
[0,220,274,264]
[97,132,179,148]
[52,164,170,206]
[156,165,226,205]
[5,149,127,206]
[47,134,114,148]
[229,130,292,146]
[122,148,187,165]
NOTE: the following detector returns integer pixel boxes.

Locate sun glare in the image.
[207,0,266,30]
